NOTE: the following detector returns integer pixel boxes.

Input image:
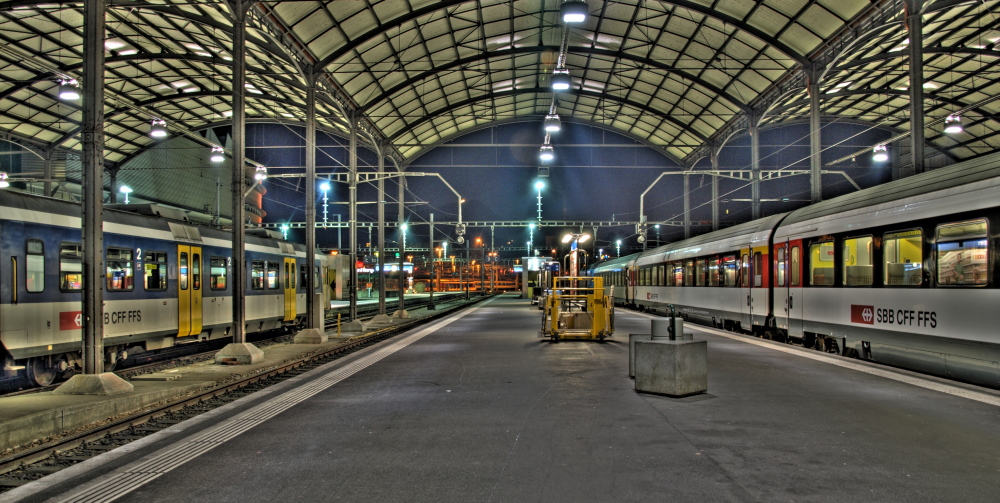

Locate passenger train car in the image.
[592,151,1000,388]
[0,189,326,387]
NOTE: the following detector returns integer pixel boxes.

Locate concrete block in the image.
[628,333,651,378]
[52,373,134,395]
[214,342,264,365]
[634,340,708,397]
[341,320,365,332]
[293,328,328,344]
[392,309,410,319]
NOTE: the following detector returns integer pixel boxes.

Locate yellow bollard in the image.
[337,313,341,337]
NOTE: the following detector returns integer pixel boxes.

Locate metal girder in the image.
[258,220,687,229]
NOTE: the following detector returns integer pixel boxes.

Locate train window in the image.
[884,230,923,286]
[287,262,296,290]
[776,247,786,287]
[267,262,280,289]
[191,253,201,290]
[723,255,738,287]
[809,242,835,286]
[842,236,873,286]
[753,252,763,287]
[315,265,322,291]
[210,257,227,290]
[668,263,679,286]
[179,252,189,291]
[936,220,988,286]
[708,257,720,286]
[300,265,309,290]
[790,246,801,287]
[696,260,706,287]
[59,243,83,291]
[658,265,665,286]
[652,266,659,286]
[251,261,265,290]
[740,254,749,287]
[144,251,167,291]
[106,248,134,291]
[26,240,44,293]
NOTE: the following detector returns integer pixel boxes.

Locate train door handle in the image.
[789,296,794,310]
[747,294,751,306]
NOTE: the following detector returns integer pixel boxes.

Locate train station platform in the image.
[0,294,472,458]
[3,294,1000,502]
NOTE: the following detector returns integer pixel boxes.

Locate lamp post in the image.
[320,181,330,228]
[616,240,622,257]
[534,180,545,224]
[561,233,591,276]
[119,185,132,204]
[476,237,485,295]
[528,223,535,256]
[655,224,660,247]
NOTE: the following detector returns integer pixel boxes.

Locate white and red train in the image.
[592,152,1000,388]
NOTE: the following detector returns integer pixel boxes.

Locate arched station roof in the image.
[0,0,998,173]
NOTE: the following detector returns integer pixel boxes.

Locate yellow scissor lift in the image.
[539,276,615,342]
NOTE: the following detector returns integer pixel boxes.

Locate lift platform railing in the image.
[540,276,614,341]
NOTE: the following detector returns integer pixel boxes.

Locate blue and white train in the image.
[1,189,326,386]
[592,151,1000,388]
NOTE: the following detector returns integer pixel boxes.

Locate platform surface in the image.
[5,295,1000,503]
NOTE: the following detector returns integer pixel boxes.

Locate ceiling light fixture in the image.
[58,79,80,100]
[254,166,268,181]
[539,145,555,162]
[210,146,225,162]
[149,118,167,138]
[544,114,561,132]
[943,113,964,134]
[551,69,571,91]
[872,144,889,162]
[560,1,589,23]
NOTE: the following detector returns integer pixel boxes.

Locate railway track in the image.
[0,294,490,491]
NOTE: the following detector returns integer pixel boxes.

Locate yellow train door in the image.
[284,257,296,321]
[177,245,203,337]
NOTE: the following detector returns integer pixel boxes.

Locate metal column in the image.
[750,117,761,220]
[397,167,406,314]
[808,76,823,203]
[428,213,436,310]
[348,115,359,320]
[230,2,249,345]
[305,75,317,328]
[905,0,925,176]
[377,147,386,316]
[683,173,690,239]
[80,0,106,376]
[711,149,719,231]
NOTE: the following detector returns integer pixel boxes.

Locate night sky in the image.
[244,120,894,262]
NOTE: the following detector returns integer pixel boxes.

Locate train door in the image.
[739,248,752,329]
[283,257,296,321]
[177,245,203,337]
[785,240,804,337]
[749,246,768,330]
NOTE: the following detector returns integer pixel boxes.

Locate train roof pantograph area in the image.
[1,0,999,226]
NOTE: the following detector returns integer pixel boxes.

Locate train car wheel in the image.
[26,357,58,387]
